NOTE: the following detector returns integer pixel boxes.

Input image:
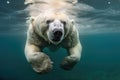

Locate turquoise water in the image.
[0,0,120,80]
[0,33,120,80]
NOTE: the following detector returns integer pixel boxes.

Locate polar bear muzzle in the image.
[52,29,63,42]
[47,19,65,44]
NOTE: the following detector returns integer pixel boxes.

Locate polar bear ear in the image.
[26,17,35,26]
[30,17,35,23]
[29,17,35,27]
[70,19,75,25]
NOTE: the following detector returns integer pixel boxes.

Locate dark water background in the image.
[0,0,120,80]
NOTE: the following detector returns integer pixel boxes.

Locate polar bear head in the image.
[30,11,74,45]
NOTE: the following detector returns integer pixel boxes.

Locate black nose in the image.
[52,31,63,42]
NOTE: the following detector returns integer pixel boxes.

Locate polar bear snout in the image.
[47,19,65,44]
[52,30,63,42]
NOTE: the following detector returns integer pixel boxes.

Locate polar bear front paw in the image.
[29,52,53,74]
[60,56,78,70]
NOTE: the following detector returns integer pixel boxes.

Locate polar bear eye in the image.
[46,20,53,24]
[61,21,66,25]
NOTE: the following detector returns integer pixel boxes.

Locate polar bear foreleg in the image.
[25,43,53,74]
[61,42,82,70]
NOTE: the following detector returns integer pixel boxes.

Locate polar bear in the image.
[24,0,82,74]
